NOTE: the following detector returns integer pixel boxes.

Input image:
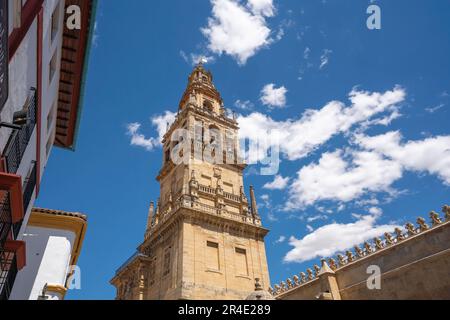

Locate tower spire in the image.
[178,62,223,111]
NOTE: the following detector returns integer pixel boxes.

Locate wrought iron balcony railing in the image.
[22,161,37,216]
[12,161,37,239]
[2,88,37,174]
[0,251,18,300]
[0,193,11,250]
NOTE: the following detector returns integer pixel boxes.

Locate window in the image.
[49,51,58,84]
[206,241,220,271]
[203,100,213,112]
[235,248,249,276]
[51,2,61,42]
[163,247,171,277]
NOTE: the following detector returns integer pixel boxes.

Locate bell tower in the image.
[111,63,270,300]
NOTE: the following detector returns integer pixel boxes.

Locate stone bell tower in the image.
[111,63,270,300]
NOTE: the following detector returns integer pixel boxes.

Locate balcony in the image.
[0,251,18,300]
[12,162,37,238]
[0,173,23,249]
[0,193,11,249]
[2,88,37,175]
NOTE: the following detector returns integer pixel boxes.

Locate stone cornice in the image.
[140,202,269,251]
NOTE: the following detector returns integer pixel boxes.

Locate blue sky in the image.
[36,0,450,299]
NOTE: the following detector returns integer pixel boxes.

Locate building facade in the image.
[111,64,271,300]
[11,208,87,300]
[0,0,96,300]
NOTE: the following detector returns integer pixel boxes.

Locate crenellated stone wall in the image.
[274,205,450,300]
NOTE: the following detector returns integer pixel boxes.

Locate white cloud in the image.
[247,0,275,17]
[286,150,403,208]
[285,130,450,209]
[127,123,158,151]
[356,131,450,185]
[275,235,286,244]
[150,111,177,142]
[237,87,406,162]
[307,215,328,223]
[303,47,311,59]
[234,99,254,110]
[201,0,276,65]
[180,51,216,66]
[284,210,399,263]
[263,175,290,190]
[425,104,445,114]
[319,49,332,70]
[260,83,288,108]
[126,111,176,151]
[190,53,216,65]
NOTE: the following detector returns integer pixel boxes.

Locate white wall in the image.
[10,225,75,300]
[40,0,65,169]
[2,0,69,300]
[1,0,66,235]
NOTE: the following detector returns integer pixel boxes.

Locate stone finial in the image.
[249,185,260,219]
[395,228,405,241]
[246,278,280,300]
[328,258,337,271]
[417,217,429,232]
[384,232,394,246]
[354,245,364,258]
[314,265,320,277]
[280,281,287,292]
[374,237,384,250]
[268,287,274,295]
[286,278,293,289]
[405,223,416,236]
[443,205,450,221]
[306,269,314,281]
[274,284,280,295]
[254,278,263,291]
[300,272,306,283]
[337,254,346,267]
[146,201,155,231]
[429,211,442,226]
[364,242,373,255]
[152,199,161,226]
[346,250,354,263]
[293,275,300,286]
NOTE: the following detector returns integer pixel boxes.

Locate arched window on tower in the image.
[203,100,214,113]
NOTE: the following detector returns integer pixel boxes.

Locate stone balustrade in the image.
[198,184,242,203]
[146,194,261,237]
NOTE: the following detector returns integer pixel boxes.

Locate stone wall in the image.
[277,207,450,300]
